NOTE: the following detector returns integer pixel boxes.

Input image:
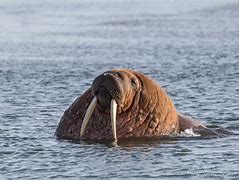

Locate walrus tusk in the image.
[110,99,117,141]
[80,96,97,137]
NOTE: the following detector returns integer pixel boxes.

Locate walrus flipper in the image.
[178,113,234,138]
[55,88,93,140]
[178,113,206,131]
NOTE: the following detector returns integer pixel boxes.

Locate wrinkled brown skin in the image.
[55,69,204,140]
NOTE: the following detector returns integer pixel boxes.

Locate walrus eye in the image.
[131,78,137,88]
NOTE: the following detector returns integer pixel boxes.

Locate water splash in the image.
[180,128,201,137]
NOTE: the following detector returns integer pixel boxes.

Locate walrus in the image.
[55,69,207,141]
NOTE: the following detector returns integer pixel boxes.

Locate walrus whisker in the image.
[110,99,117,142]
[80,96,97,137]
[108,89,120,99]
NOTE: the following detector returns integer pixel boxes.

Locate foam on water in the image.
[180,128,201,137]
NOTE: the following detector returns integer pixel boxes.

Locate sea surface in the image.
[0,0,239,179]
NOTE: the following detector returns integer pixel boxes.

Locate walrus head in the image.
[80,69,142,141]
[92,70,140,114]
[78,69,179,141]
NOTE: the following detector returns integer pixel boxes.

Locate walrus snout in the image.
[92,71,123,104]
[97,87,111,111]
[80,71,121,141]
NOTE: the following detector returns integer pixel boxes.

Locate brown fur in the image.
[55,69,181,140]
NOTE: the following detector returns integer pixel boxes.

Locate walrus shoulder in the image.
[55,88,93,139]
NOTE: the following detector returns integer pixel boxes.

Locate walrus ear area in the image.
[133,71,155,92]
[132,71,159,109]
[130,77,137,89]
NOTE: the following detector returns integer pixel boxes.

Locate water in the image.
[1,0,239,179]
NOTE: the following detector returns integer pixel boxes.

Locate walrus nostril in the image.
[103,71,116,76]
[103,71,122,80]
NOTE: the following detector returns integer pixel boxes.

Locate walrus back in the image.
[133,71,179,136]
